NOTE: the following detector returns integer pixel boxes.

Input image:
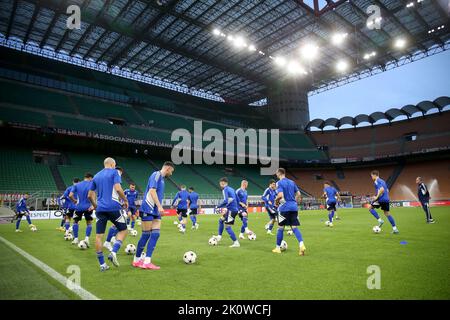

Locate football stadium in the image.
[0,0,449,305]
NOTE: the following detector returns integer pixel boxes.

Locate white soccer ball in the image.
[287,230,293,236]
[208,237,218,246]
[111,236,116,244]
[130,229,138,237]
[373,226,381,234]
[325,221,331,226]
[183,251,197,264]
[30,226,37,232]
[280,240,288,251]
[78,240,88,250]
[248,232,256,241]
[64,233,74,241]
[125,244,136,255]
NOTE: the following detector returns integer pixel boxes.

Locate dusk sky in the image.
[309,50,450,121]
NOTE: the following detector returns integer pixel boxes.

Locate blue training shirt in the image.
[124,189,139,208]
[374,177,390,202]
[188,191,199,209]
[16,197,27,212]
[140,170,165,215]
[217,185,238,212]
[72,180,92,211]
[90,168,122,212]
[172,189,189,210]
[63,185,77,210]
[324,186,338,203]
[236,188,248,211]
[276,178,300,212]
[262,187,276,208]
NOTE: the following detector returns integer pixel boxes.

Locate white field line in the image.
[0,235,100,300]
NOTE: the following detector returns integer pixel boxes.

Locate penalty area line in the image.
[0,235,100,300]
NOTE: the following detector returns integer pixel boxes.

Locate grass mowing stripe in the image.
[0,235,99,300]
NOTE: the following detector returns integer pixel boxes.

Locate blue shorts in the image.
[278,211,300,227]
[95,210,127,234]
[140,210,161,221]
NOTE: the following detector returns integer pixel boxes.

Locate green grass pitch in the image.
[0,207,449,300]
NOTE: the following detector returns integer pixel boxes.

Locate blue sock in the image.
[276,228,283,246]
[328,213,333,223]
[65,221,70,231]
[106,227,116,242]
[240,217,248,233]
[136,230,151,257]
[226,226,237,241]
[73,223,79,238]
[60,218,65,227]
[387,215,396,227]
[369,208,380,220]
[331,211,335,221]
[112,239,122,253]
[131,220,135,229]
[218,219,224,236]
[178,215,182,222]
[85,224,92,237]
[15,218,21,230]
[126,217,130,225]
[190,215,196,225]
[96,251,105,265]
[26,215,32,224]
[268,223,274,231]
[293,227,303,243]
[146,229,160,258]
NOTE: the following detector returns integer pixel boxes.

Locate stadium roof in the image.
[306,96,450,130]
[0,0,449,104]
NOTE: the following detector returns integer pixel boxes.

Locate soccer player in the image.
[124,183,139,230]
[88,158,129,271]
[63,178,80,236]
[416,177,435,223]
[188,187,200,229]
[236,180,252,239]
[103,167,124,251]
[172,185,190,234]
[133,161,175,270]
[14,194,35,232]
[368,170,399,234]
[262,180,277,235]
[323,181,341,227]
[56,193,67,231]
[69,173,94,246]
[272,168,306,256]
[213,177,240,248]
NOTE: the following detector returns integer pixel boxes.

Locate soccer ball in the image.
[64,233,74,241]
[173,220,179,225]
[208,237,218,246]
[183,251,197,264]
[325,221,331,226]
[280,240,288,251]
[130,229,138,237]
[111,236,116,244]
[287,230,293,236]
[124,244,136,255]
[373,226,381,233]
[248,233,256,241]
[78,240,88,250]
[30,225,37,232]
